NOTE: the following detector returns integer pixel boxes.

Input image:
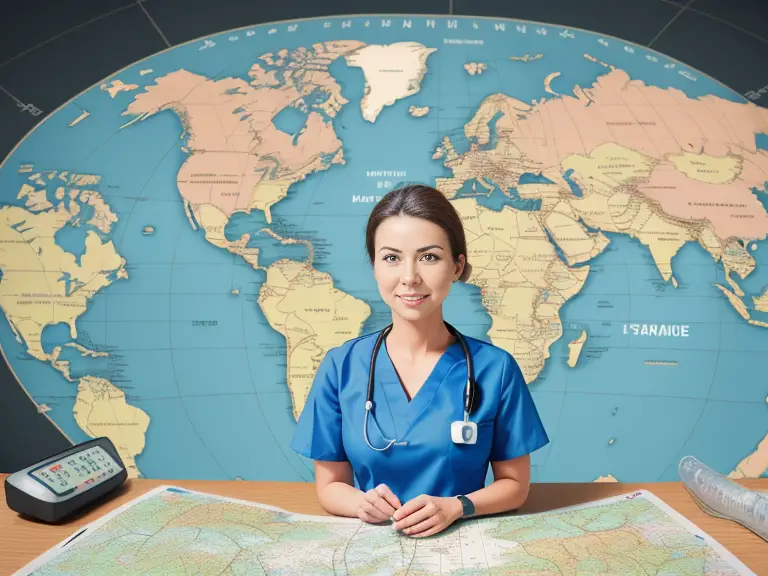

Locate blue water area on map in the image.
[454,179,542,212]
[562,168,584,197]
[756,133,768,151]
[519,172,555,185]
[53,224,88,264]
[752,184,768,213]
[533,233,768,481]
[272,106,308,139]
[2,16,766,486]
[225,211,309,267]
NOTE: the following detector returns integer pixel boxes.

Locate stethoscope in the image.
[363,322,477,451]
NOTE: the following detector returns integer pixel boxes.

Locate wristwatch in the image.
[456,495,475,518]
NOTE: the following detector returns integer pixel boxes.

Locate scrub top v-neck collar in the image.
[376,339,465,440]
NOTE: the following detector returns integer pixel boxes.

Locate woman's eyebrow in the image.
[378,245,445,252]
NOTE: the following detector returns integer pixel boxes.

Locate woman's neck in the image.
[387,312,454,358]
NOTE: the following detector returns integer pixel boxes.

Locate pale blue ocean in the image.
[0,16,766,483]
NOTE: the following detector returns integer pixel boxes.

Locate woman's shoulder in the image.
[462,334,523,379]
[323,330,381,363]
[463,333,515,362]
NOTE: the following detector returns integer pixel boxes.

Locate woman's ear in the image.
[457,261,472,283]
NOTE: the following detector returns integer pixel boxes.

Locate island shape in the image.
[346,42,436,123]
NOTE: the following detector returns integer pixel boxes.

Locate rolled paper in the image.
[679,455,768,542]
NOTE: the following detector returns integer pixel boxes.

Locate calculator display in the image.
[28,446,122,496]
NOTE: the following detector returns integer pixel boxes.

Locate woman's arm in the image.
[314,460,365,517]
[464,453,532,516]
[314,461,403,522]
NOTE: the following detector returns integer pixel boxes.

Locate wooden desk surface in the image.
[2,475,767,575]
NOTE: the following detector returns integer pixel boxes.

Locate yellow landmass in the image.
[754,288,768,312]
[248,180,293,224]
[594,474,618,482]
[464,62,487,75]
[451,198,590,383]
[258,259,370,420]
[17,183,53,212]
[0,203,126,361]
[510,54,543,62]
[408,105,430,117]
[65,342,109,357]
[79,190,118,233]
[668,152,742,184]
[68,110,90,127]
[562,144,697,285]
[193,203,260,268]
[544,72,561,96]
[584,53,615,71]
[345,42,436,123]
[49,346,72,380]
[73,376,149,478]
[567,329,587,368]
[749,319,768,327]
[100,79,139,98]
[714,284,750,320]
[69,174,100,187]
[543,202,610,265]
[563,143,655,190]
[463,93,531,148]
[729,431,768,478]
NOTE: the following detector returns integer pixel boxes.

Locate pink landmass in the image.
[472,69,768,173]
[463,69,768,241]
[638,161,768,240]
[124,41,364,218]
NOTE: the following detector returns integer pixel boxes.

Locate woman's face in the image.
[373,214,465,323]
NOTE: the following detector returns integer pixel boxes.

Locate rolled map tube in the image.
[679,455,768,542]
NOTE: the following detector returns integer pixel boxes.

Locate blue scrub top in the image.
[289,330,549,504]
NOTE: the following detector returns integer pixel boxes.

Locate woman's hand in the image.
[392,494,464,537]
[357,484,402,524]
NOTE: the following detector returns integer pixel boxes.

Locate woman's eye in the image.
[383,254,398,263]
[422,253,440,262]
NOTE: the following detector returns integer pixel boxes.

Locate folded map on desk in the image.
[15,485,755,575]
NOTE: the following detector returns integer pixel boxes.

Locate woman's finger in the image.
[375,484,402,510]
[404,515,440,537]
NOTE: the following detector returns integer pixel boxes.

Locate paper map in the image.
[16,486,755,575]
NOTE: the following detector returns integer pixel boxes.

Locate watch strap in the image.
[456,494,475,518]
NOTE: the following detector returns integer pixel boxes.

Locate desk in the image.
[2,475,767,575]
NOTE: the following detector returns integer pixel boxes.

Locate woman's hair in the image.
[365,184,472,282]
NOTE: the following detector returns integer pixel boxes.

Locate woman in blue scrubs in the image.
[290,184,549,538]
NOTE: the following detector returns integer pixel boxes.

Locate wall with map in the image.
[0,15,767,486]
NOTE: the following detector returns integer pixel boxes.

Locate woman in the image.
[290,184,549,538]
